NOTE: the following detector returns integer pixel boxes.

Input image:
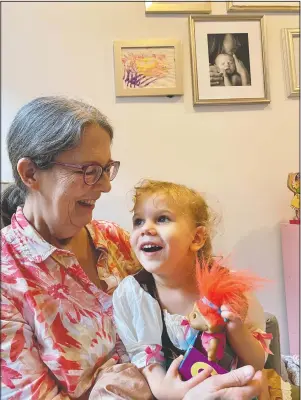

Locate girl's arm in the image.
[224,321,265,371]
[142,357,211,400]
[221,293,267,371]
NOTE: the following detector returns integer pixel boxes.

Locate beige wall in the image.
[2,1,299,353]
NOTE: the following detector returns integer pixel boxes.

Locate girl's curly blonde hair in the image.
[132,179,214,263]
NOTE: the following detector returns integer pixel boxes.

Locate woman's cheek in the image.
[61,174,84,196]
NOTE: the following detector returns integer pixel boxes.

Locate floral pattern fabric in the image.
[1,207,141,400]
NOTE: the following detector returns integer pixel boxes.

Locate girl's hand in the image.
[156,355,213,400]
[220,304,245,332]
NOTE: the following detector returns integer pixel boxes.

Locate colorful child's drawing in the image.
[121,47,176,89]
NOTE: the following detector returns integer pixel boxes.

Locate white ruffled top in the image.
[112,275,270,369]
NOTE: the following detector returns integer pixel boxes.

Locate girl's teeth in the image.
[142,245,163,252]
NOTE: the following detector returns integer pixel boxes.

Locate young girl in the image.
[112,179,270,400]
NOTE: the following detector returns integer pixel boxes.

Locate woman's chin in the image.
[69,211,93,229]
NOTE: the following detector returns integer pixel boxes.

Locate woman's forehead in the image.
[58,124,112,164]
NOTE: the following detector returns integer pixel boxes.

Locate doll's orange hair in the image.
[196,259,265,327]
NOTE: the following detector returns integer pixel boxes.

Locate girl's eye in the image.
[133,218,144,227]
[157,215,170,223]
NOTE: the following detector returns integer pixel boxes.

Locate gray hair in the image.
[1,96,113,227]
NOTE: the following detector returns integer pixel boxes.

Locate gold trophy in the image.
[287,172,300,223]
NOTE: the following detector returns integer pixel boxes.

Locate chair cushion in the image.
[264,312,281,375]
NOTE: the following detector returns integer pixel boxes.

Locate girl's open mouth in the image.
[141,244,163,253]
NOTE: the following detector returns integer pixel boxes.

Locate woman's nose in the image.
[98,174,111,193]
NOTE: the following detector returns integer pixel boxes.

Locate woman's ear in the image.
[17,158,39,189]
[190,226,207,253]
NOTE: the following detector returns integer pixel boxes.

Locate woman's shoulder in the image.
[88,219,132,253]
[90,219,129,238]
[88,220,141,278]
[1,224,23,266]
[1,223,15,242]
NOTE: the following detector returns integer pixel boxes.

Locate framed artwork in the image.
[113,39,183,97]
[145,1,211,14]
[226,1,299,13]
[282,28,300,98]
[189,15,270,105]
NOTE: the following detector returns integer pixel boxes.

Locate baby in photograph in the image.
[214,53,250,86]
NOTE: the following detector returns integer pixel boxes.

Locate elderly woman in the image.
[1,97,263,400]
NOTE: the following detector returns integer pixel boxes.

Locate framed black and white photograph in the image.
[207,33,252,87]
[189,15,270,105]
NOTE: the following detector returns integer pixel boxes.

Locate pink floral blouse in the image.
[1,207,141,400]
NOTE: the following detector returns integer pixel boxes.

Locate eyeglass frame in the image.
[50,160,120,185]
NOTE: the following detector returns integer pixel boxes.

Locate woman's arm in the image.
[1,295,71,400]
[233,54,250,86]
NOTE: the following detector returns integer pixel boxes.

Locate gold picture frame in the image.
[282,28,300,98]
[227,1,300,13]
[113,39,183,97]
[189,15,270,105]
[145,1,211,14]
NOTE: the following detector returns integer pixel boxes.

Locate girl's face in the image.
[130,193,204,278]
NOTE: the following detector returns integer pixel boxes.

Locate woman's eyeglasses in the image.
[50,161,120,186]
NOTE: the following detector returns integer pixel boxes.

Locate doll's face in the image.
[188,303,224,333]
[188,303,209,331]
